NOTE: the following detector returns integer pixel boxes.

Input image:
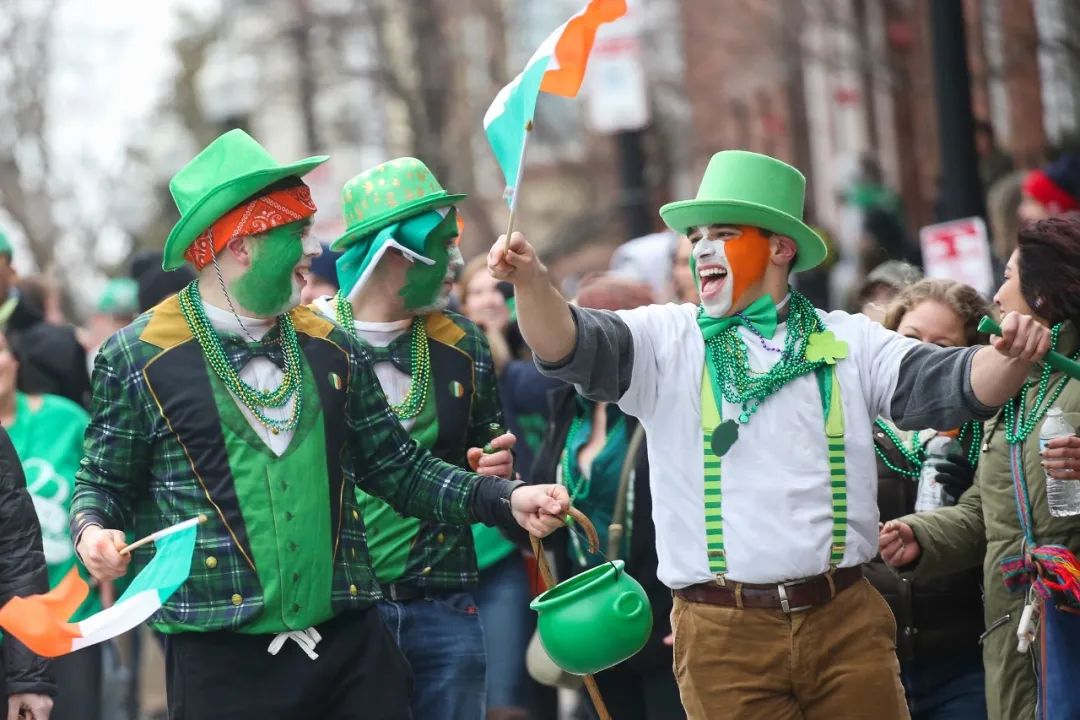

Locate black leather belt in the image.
[380,582,429,602]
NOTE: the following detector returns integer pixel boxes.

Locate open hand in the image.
[991,312,1052,363]
[510,484,570,537]
[488,232,543,284]
[879,520,921,567]
[1043,434,1080,480]
[467,432,516,479]
[76,526,130,582]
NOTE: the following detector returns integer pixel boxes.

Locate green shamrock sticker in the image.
[805,331,849,365]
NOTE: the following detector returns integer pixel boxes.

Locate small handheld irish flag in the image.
[0,517,198,657]
[484,0,627,203]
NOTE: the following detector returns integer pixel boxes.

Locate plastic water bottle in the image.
[915,436,959,513]
[1041,407,1080,517]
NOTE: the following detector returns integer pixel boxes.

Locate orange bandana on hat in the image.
[184,182,317,270]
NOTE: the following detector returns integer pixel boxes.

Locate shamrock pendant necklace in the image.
[711,420,740,457]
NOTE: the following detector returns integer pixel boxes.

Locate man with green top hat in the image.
[69,130,569,720]
[490,149,1055,718]
[311,157,515,720]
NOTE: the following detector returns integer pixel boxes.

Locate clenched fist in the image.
[510,484,571,538]
[76,525,130,582]
[878,520,921,567]
[488,232,544,285]
[991,311,1052,362]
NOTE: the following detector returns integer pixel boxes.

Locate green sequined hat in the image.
[659,151,828,273]
[330,157,466,252]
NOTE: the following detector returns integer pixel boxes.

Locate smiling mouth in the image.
[698,265,728,299]
[294,267,310,286]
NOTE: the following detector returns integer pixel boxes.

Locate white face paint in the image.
[692,225,734,318]
[289,227,323,310]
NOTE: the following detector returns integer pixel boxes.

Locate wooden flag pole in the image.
[119,515,208,556]
[500,120,535,262]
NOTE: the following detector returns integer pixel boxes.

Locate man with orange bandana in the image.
[490,150,1054,718]
[69,130,570,720]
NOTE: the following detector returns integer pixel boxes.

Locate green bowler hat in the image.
[331,157,466,251]
[659,150,828,272]
[162,129,329,271]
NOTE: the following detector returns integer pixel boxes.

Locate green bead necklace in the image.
[334,292,430,420]
[1003,322,1070,445]
[178,282,304,434]
[956,420,984,467]
[559,415,590,501]
[873,419,923,479]
[705,290,826,425]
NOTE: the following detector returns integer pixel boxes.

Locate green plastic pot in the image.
[530,560,652,675]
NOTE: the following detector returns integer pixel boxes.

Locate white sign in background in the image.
[918,216,995,297]
[584,6,650,135]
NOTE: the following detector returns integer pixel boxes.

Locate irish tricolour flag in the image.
[0,518,198,657]
[484,0,627,200]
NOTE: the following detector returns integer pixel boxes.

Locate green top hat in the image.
[330,157,466,252]
[659,151,827,272]
[162,129,329,271]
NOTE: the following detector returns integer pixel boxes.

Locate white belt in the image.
[267,627,322,661]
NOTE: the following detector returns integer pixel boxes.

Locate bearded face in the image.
[231,220,320,318]
[688,224,771,318]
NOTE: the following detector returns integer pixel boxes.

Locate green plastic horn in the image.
[978,316,1080,380]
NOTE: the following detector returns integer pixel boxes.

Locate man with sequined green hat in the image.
[68,130,570,720]
[312,157,517,719]
[490,149,1057,717]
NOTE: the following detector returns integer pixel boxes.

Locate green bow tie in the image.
[697,294,779,342]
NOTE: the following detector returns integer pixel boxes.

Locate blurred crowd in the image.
[1,145,1080,720]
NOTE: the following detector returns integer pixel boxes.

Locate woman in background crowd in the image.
[881,217,1080,719]
[459,256,557,720]
[866,279,991,720]
[530,273,683,720]
[0,328,100,720]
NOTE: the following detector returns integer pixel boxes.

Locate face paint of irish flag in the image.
[0,518,198,657]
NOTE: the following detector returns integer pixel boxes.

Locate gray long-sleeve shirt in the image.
[533,302,996,586]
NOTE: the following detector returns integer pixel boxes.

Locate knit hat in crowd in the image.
[1023,154,1080,214]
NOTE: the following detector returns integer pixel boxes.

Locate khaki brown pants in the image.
[672,578,908,720]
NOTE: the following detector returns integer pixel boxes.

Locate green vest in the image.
[355,312,484,589]
[209,367,335,633]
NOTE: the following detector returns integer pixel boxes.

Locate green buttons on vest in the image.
[421,566,432,575]
[352,510,359,521]
[349,584,358,596]
[231,593,243,606]
[205,556,218,569]
[437,533,445,544]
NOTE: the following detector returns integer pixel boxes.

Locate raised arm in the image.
[488,232,576,364]
[488,232,643,405]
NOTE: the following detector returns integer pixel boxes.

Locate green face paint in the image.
[231,220,307,317]
[399,212,456,311]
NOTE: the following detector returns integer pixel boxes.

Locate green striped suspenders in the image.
[701,364,847,580]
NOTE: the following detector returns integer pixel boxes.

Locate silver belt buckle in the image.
[777,581,813,614]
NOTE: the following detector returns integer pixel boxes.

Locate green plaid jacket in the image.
[70,295,515,633]
[350,310,504,590]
